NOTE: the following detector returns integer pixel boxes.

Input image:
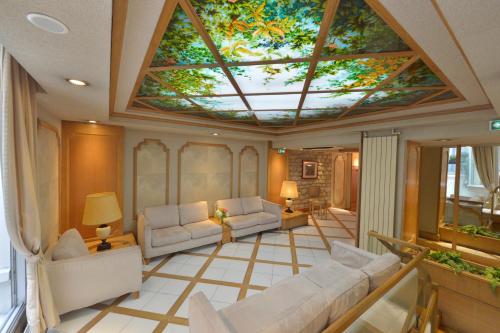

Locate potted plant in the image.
[439,224,500,254]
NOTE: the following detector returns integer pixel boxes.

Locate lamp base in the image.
[97,239,112,251]
[285,198,294,213]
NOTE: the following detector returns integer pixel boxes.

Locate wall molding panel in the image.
[133,138,169,219]
[178,142,233,214]
[239,146,259,197]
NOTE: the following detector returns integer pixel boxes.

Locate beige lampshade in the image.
[280,181,298,199]
[82,192,122,226]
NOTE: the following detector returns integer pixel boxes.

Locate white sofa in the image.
[215,196,281,240]
[138,201,222,261]
[189,241,402,333]
[45,243,142,315]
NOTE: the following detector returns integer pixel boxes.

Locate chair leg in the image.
[131,291,140,299]
[143,258,150,265]
[231,237,236,242]
[217,241,222,246]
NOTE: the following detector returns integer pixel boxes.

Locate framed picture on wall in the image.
[302,160,318,179]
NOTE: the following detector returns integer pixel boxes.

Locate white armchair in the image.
[44,245,142,315]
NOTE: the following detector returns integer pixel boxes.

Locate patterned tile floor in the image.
[55,208,357,333]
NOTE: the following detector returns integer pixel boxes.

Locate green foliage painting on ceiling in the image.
[191,0,327,62]
[299,109,344,119]
[137,76,176,97]
[151,5,216,67]
[423,90,457,104]
[322,0,409,56]
[140,98,197,111]
[361,89,441,107]
[155,67,236,96]
[384,59,444,88]
[211,111,254,120]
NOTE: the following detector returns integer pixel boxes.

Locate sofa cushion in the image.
[52,229,89,261]
[253,212,278,225]
[216,198,243,216]
[361,253,400,292]
[331,240,378,269]
[241,196,263,214]
[179,201,209,225]
[220,275,329,333]
[183,220,222,239]
[151,226,191,247]
[144,205,179,229]
[225,215,259,230]
[302,260,369,323]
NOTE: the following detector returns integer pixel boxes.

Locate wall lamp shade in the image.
[280,181,298,199]
[280,181,298,213]
[82,192,122,251]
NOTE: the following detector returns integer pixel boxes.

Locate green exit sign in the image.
[277,147,286,154]
[490,119,500,131]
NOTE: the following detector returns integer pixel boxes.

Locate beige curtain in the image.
[1,46,60,332]
[472,146,496,191]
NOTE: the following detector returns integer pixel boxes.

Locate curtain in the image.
[473,146,496,191]
[0,46,60,332]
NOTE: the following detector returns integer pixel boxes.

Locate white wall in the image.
[123,129,268,233]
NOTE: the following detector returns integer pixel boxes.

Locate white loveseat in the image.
[138,201,222,261]
[189,241,403,333]
[215,196,281,240]
[45,242,142,315]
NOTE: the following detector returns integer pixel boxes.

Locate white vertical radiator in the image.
[358,134,398,254]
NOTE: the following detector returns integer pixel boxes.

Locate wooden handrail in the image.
[322,232,429,333]
[418,287,438,333]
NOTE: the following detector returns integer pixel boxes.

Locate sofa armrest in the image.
[330,240,378,269]
[45,246,143,314]
[189,292,231,333]
[262,199,282,217]
[137,214,152,257]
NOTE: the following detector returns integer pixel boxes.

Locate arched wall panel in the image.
[239,146,259,197]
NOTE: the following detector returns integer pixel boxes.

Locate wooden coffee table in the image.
[281,211,309,230]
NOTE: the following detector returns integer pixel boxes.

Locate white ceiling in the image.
[0,0,497,140]
[0,0,111,121]
[433,0,500,115]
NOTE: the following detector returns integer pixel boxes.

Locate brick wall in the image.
[287,150,332,210]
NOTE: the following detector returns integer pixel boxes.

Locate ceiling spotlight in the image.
[66,78,88,86]
[211,132,220,136]
[26,13,69,34]
[87,120,97,124]
[437,139,451,142]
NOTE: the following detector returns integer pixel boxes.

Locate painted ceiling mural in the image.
[131,0,461,128]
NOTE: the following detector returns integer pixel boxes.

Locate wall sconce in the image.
[352,154,359,169]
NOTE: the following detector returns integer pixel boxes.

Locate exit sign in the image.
[490,119,500,131]
[277,147,286,154]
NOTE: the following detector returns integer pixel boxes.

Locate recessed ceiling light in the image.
[437,139,451,142]
[26,13,69,34]
[87,120,97,124]
[211,132,220,136]
[66,78,88,86]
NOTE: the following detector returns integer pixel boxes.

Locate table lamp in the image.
[82,192,122,251]
[280,181,298,213]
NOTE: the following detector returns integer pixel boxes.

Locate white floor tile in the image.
[253,262,273,274]
[271,274,289,285]
[143,257,164,272]
[221,269,246,283]
[250,272,272,287]
[142,276,169,293]
[163,324,189,333]
[176,263,203,277]
[212,285,240,303]
[245,289,262,297]
[202,266,226,280]
[189,283,218,299]
[186,244,217,255]
[320,227,351,238]
[120,317,158,333]
[88,313,132,333]
[160,278,190,295]
[57,308,100,333]
[293,226,320,235]
[157,262,184,275]
[119,290,156,310]
[142,293,179,314]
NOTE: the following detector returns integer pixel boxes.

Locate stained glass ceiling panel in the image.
[302,91,365,109]
[384,59,444,88]
[155,68,236,96]
[423,90,458,104]
[229,63,308,94]
[299,109,344,119]
[361,89,441,107]
[151,5,216,67]
[191,96,248,111]
[191,0,327,62]
[246,94,301,110]
[137,75,176,97]
[322,0,409,57]
[140,98,198,111]
[210,111,254,120]
[309,57,408,91]
[255,111,296,121]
